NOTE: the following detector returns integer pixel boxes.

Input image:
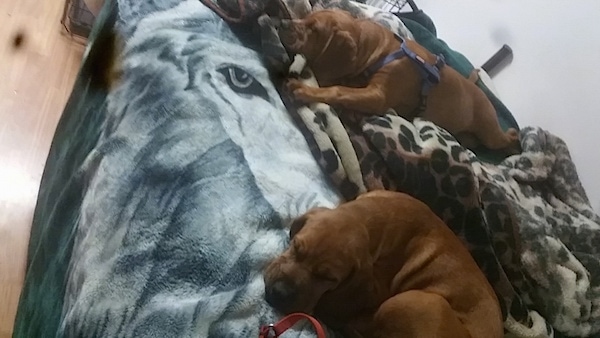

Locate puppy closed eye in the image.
[317,267,356,285]
[312,269,337,283]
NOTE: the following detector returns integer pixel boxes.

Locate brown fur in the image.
[278,9,520,155]
[263,190,504,338]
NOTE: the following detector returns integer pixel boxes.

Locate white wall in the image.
[408,0,600,211]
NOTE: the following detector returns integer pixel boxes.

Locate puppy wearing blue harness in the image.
[278,9,520,155]
[363,36,446,113]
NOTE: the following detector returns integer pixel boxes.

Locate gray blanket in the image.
[60,1,342,337]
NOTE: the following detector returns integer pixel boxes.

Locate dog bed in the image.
[12,0,600,337]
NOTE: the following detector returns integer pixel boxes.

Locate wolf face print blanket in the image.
[16,1,343,337]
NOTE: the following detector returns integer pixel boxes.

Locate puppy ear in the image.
[289,214,309,239]
[289,207,330,238]
[331,29,357,63]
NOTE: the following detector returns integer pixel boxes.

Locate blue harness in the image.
[363,37,446,107]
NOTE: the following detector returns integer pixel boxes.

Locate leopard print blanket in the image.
[199,0,600,337]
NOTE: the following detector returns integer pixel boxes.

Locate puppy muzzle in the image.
[265,279,298,311]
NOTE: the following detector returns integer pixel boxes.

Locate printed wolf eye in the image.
[217,66,269,102]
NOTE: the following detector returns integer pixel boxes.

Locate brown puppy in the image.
[264,190,503,338]
[278,9,520,155]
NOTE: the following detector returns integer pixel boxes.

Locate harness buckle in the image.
[259,324,277,338]
[426,70,440,85]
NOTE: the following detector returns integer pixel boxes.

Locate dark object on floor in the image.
[11,31,25,50]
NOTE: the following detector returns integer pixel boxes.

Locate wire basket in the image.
[61,0,96,39]
[366,0,410,12]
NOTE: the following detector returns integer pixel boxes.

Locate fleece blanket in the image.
[61,0,351,336]
[199,0,600,337]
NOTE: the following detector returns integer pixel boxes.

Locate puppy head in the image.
[278,10,358,75]
[263,206,371,314]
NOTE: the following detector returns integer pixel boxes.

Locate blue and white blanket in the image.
[60,0,343,336]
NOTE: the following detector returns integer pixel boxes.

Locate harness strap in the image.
[362,36,446,99]
[402,43,443,84]
[363,47,407,79]
[259,313,327,338]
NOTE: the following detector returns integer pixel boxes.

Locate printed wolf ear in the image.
[289,207,330,238]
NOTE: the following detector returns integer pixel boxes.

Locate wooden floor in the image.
[0,0,85,336]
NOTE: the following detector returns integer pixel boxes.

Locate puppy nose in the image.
[265,280,296,308]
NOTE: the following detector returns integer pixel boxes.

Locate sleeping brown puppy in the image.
[263,190,503,338]
[278,9,520,155]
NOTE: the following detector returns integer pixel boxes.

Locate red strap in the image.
[259,313,327,338]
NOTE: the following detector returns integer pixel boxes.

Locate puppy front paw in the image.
[286,78,316,103]
[286,78,305,92]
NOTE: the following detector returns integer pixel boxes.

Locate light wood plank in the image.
[0,0,85,336]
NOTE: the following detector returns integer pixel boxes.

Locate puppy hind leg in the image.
[370,290,471,338]
[474,126,521,155]
[455,132,480,150]
[503,128,522,154]
[469,109,521,155]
